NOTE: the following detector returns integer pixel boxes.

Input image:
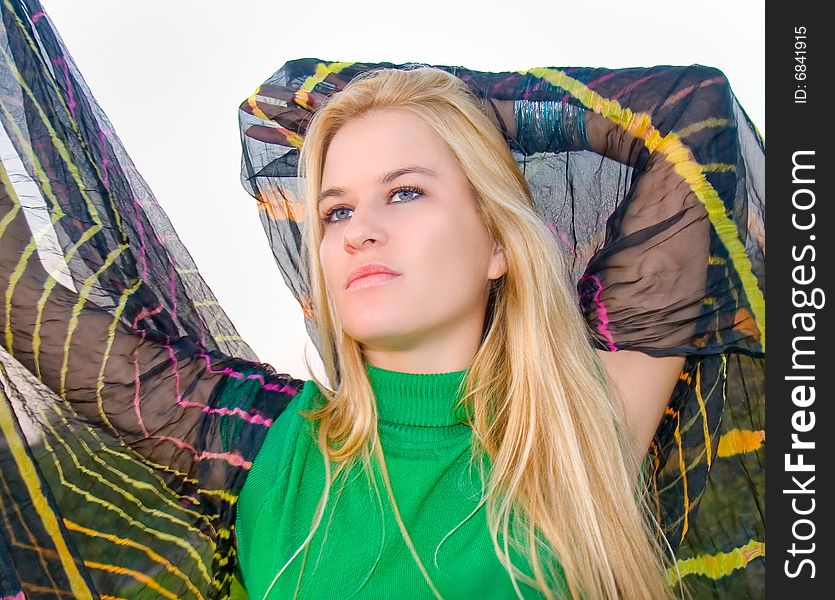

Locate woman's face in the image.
[318,108,506,371]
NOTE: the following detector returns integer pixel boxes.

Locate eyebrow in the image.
[318,165,438,205]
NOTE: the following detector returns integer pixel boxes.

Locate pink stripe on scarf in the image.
[579,274,618,352]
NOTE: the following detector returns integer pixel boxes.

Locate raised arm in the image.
[485,73,765,591]
[0,184,225,484]
[0,7,307,593]
[485,68,728,461]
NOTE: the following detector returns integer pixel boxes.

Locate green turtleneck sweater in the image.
[234,364,565,599]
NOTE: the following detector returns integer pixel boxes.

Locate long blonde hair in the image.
[282,66,677,599]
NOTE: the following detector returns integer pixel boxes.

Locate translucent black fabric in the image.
[0,1,764,598]
[1,2,303,599]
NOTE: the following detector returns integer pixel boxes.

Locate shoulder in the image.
[214,361,318,457]
[239,378,322,503]
[250,378,323,462]
[212,363,304,427]
[280,378,325,422]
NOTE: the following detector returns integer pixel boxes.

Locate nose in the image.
[342,203,388,251]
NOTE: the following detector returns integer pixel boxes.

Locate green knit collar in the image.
[365,363,470,428]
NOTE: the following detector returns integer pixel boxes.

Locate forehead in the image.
[321,108,458,184]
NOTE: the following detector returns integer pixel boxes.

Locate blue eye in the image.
[320,185,425,225]
[322,206,352,224]
[390,186,422,203]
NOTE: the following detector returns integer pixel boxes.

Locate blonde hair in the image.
[274,66,678,599]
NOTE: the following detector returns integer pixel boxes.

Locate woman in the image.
[234,59,764,599]
[0,3,764,599]
[235,66,692,599]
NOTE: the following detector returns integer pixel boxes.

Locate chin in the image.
[341,302,404,325]
[344,324,401,345]
[342,318,422,349]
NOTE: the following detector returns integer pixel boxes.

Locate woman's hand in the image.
[240,74,349,145]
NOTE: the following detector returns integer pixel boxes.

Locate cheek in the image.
[417,217,487,287]
[318,238,342,290]
[320,255,346,304]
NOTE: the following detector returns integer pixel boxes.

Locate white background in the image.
[38,0,765,380]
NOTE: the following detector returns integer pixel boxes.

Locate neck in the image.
[362,340,483,375]
[360,304,488,374]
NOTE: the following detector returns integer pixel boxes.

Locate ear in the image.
[488,243,507,280]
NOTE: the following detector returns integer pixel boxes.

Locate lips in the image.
[345,262,400,289]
